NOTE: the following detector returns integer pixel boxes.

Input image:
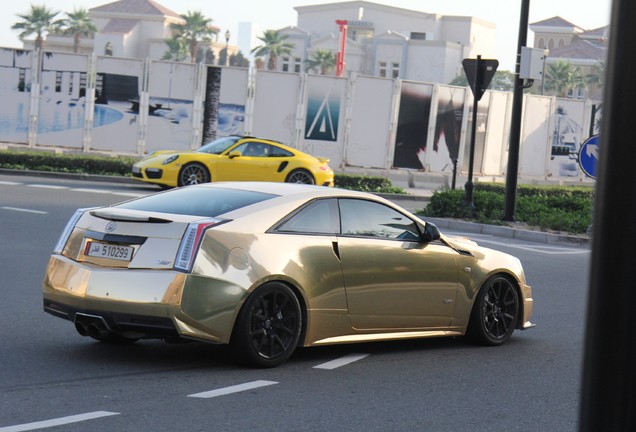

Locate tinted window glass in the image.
[339,199,420,240]
[269,145,293,157]
[197,136,240,154]
[277,199,339,234]
[115,187,276,217]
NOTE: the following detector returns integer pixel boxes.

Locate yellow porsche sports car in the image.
[43,182,534,368]
[132,136,335,188]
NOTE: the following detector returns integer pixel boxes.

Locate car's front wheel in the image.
[178,163,210,186]
[467,275,519,345]
[231,282,302,368]
[285,169,315,184]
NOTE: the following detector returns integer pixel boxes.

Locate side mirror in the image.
[229,150,242,159]
[422,222,441,243]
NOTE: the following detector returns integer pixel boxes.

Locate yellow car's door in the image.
[214,141,280,181]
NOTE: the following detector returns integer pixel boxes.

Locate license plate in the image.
[85,241,134,261]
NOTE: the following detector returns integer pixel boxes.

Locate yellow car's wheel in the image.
[285,169,315,184]
[178,163,210,186]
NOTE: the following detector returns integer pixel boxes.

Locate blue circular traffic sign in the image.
[579,135,600,179]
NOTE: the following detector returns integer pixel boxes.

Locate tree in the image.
[448,70,515,92]
[544,60,586,97]
[251,30,294,70]
[587,60,605,89]
[162,37,189,62]
[11,5,60,50]
[54,8,97,53]
[170,11,216,63]
[305,49,337,75]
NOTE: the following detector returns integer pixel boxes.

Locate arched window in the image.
[538,38,546,49]
[558,39,565,47]
[548,39,555,50]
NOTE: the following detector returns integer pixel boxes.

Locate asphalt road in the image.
[0,174,591,432]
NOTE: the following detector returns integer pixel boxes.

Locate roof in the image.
[547,39,605,62]
[101,18,140,34]
[530,16,580,29]
[90,0,181,18]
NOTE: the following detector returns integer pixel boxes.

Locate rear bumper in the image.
[42,255,245,343]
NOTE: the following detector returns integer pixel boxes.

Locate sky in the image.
[2,0,612,71]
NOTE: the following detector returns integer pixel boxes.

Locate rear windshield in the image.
[114,186,276,217]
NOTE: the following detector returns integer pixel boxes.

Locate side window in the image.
[276,199,339,234]
[240,142,268,157]
[269,145,293,157]
[339,199,421,240]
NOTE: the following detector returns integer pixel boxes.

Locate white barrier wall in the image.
[251,71,301,146]
[0,47,600,182]
[344,75,396,168]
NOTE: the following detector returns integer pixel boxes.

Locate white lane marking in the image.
[313,353,370,370]
[111,192,147,198]
[0,411,119,432]
[187,380,278,399]
[27,184,68,190]
[1,206,48,214]
[0,181,21,185]
[469,237,589,255]
[72,188,113,194]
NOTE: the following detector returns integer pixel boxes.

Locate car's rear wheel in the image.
[467,275,519,345]
[285,169,315,184]
[231,282,302,368]
[178,163,210,186]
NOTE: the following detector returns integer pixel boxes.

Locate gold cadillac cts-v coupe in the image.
[43,182,534,368]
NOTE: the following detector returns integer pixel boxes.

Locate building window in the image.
[410,32,427,40]
[379,61,387,78]
[537,38,545,49]
[548,39,555,50]
[558,39,565,47]
[392,62,400,79]
[282,56,290,72]
[294,57,302,73]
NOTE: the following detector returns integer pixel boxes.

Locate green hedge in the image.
[0,150,137,176]
[421,183,594,234]
[0,149,405,194]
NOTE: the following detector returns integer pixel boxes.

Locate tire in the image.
[178,163,210,186]
[466,275,519,345]
[285,169,315,184]
[231,282,302,368]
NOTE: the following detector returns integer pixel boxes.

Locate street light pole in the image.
[224,29,230,66]
[503,0,530,222]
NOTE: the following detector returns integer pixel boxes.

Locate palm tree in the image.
[251,30,294,71]
[544,60,586,97]
[170,11,217,63]
[305,49,337,75]
[11,5,60,50]
[587,60,605,89]
[54,8,97,53]
[162,37,189,62]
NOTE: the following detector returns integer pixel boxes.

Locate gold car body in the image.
[131,136,335,188]
[43,183,533,350]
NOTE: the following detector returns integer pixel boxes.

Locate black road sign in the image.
[462,57,499,101]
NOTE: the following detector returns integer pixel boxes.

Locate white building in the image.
[274,1,496,84]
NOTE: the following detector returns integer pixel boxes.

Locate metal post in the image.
[224,29,230,66]
[465,55,481,210]
[503,0,530,222]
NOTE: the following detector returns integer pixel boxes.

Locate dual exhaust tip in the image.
[74,313,110,339]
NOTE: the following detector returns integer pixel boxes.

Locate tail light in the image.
[174,218,228,272]
[53,208,95,254]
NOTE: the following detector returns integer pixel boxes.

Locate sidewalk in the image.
[0,167,591,246]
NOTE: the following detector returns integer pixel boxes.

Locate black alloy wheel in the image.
[178,163,210,186]
[232,282,302,368]
[285,169,315,184]
[467,275,519,345]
